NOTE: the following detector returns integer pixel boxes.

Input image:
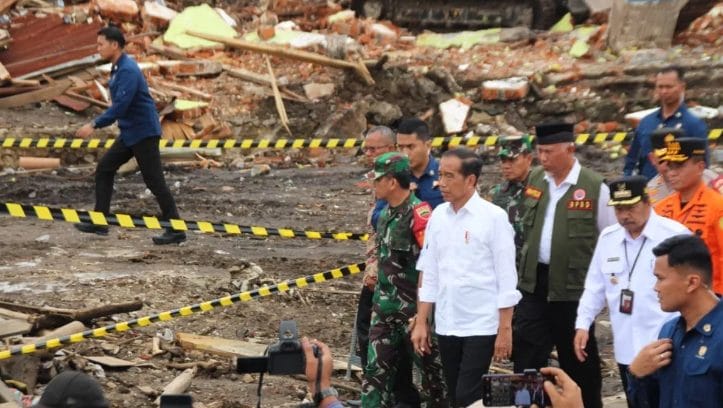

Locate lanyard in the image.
[624,237,647,289]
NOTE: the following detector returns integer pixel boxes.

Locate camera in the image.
[236,320,318,375]
[481,369,554,407]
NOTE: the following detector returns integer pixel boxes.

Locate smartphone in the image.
[481,371,553,407]
[159,394,193,408]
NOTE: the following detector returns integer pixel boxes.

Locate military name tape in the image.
[0,263,365,360]
[2,129,721,150]
[0,203,369,242]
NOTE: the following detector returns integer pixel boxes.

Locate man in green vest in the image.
[512,122,616,408]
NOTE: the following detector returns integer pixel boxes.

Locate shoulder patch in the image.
[413,202,432,219]
[525,186,542,200]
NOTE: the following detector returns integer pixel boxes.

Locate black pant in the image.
[95,136,179,220]
[619,363,660,408]
[513,264,602,408]
[436,334,496,407]
[356,286,420,407]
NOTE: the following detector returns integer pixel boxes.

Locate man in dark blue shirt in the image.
[75,26,184,245]
[629,234,723,407]
[623,66,709,180]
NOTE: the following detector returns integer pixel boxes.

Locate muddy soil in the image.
[0,152,623,407]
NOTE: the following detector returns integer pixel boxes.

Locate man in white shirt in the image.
[513,122,616,408]
[411,147,521,407]
[575,175,689,408]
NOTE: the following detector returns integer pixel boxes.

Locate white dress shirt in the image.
[418,192,522,336]
[575,210,690,364]
[538,159,617,264]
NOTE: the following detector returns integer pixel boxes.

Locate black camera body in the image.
[237,320,315,375]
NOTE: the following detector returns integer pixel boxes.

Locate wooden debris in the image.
[265,56,291,136]
[165,361,220,370]
[53,94,91,112]
[31,321,86,344]
[154,367,196,405]
[63,91,110,109]
[0,0,19,15]
[17,157,60,171]
[0,300,143,327]
[157,60,223,77]
[0,79,72,109]
[85,356,136,368]
[0,63,11,83]
[152,79,212,100]
[186,31,375,85]
[0,317,31,338]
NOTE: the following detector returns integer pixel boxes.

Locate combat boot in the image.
[152,229,186,245]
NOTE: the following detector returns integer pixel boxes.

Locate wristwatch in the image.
[314,387,338,404]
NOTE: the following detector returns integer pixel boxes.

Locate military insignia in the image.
[525,186,542,200]
[573,188,586,200]
[704,323,712,333]
[613,183,632,199]
[664,133,675,143]
[567,199,593,210]
[413,203,432,219]
[698,345,708,357]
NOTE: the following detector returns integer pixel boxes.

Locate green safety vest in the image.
[518,165,604,301]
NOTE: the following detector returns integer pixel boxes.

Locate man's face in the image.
[649,153,670,183]
[536,143,572,175]
[655,72,684,107]
[97,35,117,61]
[363,132,394,164]
[654,255,689,312]
[613,201,650,235]
[500,153,532,183]
[666,159,704,191]
[438,156,472,205]
[373,175,393,201]
[397,133,429,172]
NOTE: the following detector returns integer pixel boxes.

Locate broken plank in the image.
[63,91,110,108]
[0,317,31,338]
[0,1,19,15]
[85,355,136,368]
[0,80,71,109]
[0,62,11,82]
[153,79,212,100]
[187,31,374,85]
[175,333,360,372]
[54,94,91,112]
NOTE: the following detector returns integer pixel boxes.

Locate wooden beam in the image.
[0,80,71,109]
[186,31,374,85]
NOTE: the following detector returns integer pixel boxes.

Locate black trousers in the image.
[95,136,179,220]
[436,334,496,408]
[356,286,420,407]
[513,263,602,408]
[619,363,660,408]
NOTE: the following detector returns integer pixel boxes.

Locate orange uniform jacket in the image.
[655,183,723,294]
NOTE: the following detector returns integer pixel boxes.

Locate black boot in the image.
[74,222,109,236]
[152,229,186,245]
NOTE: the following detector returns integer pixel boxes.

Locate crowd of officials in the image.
[354,65,722,408]
[29,24,721,408]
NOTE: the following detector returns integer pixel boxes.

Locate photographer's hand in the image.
[541,367,583,408]
[302,338,336,407]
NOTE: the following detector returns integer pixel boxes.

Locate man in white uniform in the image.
[574,175,689,408]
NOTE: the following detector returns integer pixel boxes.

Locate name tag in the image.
[525,186,542,200]
[567,199,593,210]
[606,257,620,262]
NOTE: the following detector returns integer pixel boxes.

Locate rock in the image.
[499,27,534,43]
[35,234,50,242]
[314,101,367,140]
[481,77,530,101]
[142,1,177,27]
[242,374,255,383]
[303,83,336,101]
[439,99,471,134]
[366,101,402,125]
[250,164,271,177]
[371,23,398,42]
[468,110,493,126]
[94,0,139,22]
[426,68,463,94]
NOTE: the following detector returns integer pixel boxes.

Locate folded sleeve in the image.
[491,211,522,308]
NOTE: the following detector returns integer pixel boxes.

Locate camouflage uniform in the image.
[362,153,448,408]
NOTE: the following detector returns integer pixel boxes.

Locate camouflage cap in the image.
[373,152,410,180]
[498,135,533,159]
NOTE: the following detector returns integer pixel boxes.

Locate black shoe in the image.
[74,222,109,236]
[152,229,186,245]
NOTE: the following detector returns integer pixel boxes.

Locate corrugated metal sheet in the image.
[0,14,102,78]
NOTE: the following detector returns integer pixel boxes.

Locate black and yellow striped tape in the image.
[0,262,365,360]
[2,129,720,150]
[0,203,369,241]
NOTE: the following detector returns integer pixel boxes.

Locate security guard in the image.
[489,135,534,253]
[575,176,689,408]
[513,122,616,408]
[362,152,447,408]
[646,128,720,204]
[629,235,723,408]
[654,137,723,294]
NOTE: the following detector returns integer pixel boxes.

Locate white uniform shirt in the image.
[575,210,690,364]
[538,159,617,264]
[418,192,522,336]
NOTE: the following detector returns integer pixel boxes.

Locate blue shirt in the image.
[623,103,709,180]
[93,53,162,146]
[656,300,723,408]
[370,155,443,229]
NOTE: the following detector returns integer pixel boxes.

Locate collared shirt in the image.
[538,160,617,264]
[655,182,723,294]
[418,192,522,336]
[94,53,162,146]
[575,211,690,364]
[623,103,709,180]
[370,154,443,228]
[656,300,723,408]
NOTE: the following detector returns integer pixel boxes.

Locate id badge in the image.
[619,289,634,314]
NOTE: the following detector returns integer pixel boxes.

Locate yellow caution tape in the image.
[0,129,720,150]
[0,203,369,241]
[0,263,365,360]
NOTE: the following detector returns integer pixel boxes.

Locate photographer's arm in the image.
[302,338,341,408]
